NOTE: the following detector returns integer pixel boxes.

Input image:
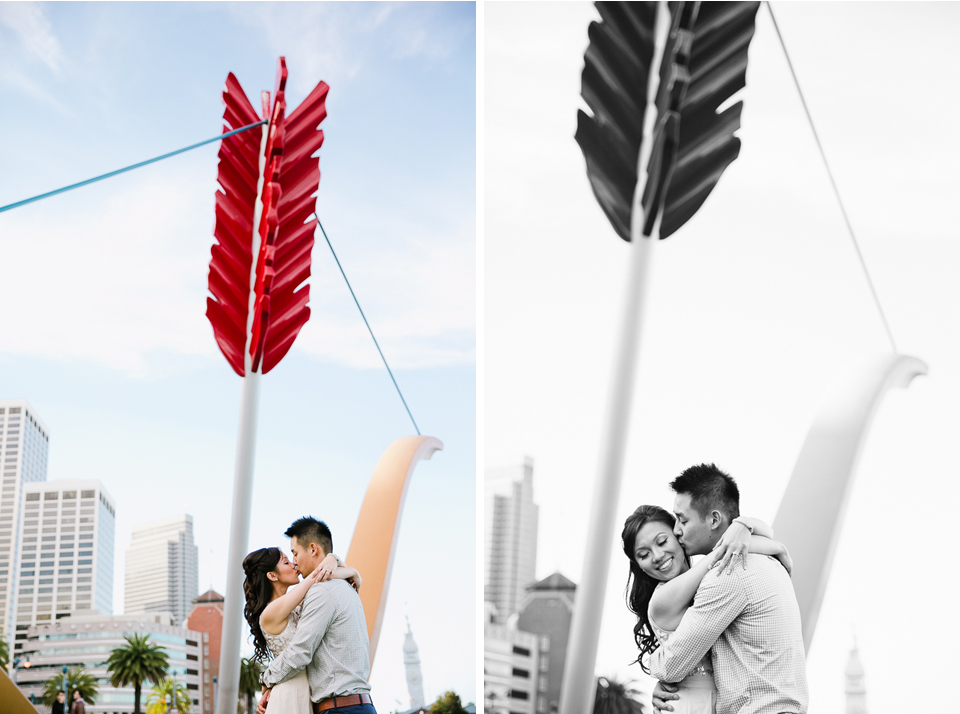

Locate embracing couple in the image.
[622,464,808,714]
[242,516,376,714]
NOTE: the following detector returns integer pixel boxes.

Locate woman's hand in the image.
[303,565,325,586]
[712,520,751,574]
[315,553,339,582]
[347,572,362,592]
[776,547,794,576]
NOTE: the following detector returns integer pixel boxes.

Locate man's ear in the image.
[709,510,724,530]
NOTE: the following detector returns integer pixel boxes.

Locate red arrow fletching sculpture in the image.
[206,58,328,714]
[207,57,328,376]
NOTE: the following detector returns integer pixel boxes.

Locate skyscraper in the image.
[125,514,199,624]
[403,616,426,711]
[0,399,50,649]
[517,572,577,714]
[14,479,116,653]
[484,457,539,624]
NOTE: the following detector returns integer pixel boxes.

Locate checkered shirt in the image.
[647,553,808,714]
[261,579,372,701]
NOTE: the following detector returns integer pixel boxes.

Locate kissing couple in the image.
[242,516,377,714]
[623,464,808,714]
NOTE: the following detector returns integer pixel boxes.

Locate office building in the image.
[125,514,199,625]
[403,616,426,711]
[0,399,50,647]
[517,572,577,714]
[13,480,116,654]
[484,457,538,624]
[484,621,545,714]
[16,612,204,714]
[186,588,224,714]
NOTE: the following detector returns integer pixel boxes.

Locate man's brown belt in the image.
[314,693,373,712]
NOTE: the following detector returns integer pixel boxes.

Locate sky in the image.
[0,1,475,710]
[485,3,960,714]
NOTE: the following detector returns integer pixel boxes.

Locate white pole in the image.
[558,5,668,714]
[215,371,261,714]
[216,114,269,714]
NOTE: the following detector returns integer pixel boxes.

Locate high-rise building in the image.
[845,638,868,714]
[16,611,205,713]
[517,572,577,714]
[124,514,198,624]
[0,399,50,647]
[403,615,426,710]
[483,622,545,714]
[13,480,116,654]
[187,589,225,714]
[484,457,539,624]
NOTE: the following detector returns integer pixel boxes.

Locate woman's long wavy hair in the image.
[243,547,283,663]
[621,505,687,673]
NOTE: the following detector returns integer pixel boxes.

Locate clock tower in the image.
[403,616,426,710]
[845,637,868,714]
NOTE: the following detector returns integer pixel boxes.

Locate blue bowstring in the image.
[0,120,266,214]
[317,216,421,436]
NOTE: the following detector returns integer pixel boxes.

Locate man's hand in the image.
[256,687,271,714]
[651,681,679,713]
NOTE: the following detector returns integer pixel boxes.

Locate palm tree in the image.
[238,657,262,714]
[106,633,169,714]
[145,677,192,714]
[593,675,647,714]
[0,634,9,671]
[41,667,99,706]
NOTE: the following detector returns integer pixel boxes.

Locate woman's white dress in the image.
[264,608,312,714]
[649,616,717,714]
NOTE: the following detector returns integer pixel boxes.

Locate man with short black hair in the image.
[650,463,808,714]
[52,690,67,714]
[259,516,375,714]
[70,690,85,714]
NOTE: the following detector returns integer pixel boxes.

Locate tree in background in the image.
[238,657,262,714]
[592,675,647,714]
[429,690,468,714]
[0,635,9,671]
[145,676,192,714]
[106,633,169,714]
[41,667,99,706]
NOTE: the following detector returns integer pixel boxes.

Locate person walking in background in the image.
[51,691,67,714]
[70,690,86,714]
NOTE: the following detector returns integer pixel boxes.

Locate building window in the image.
[510,690,529,701]
[512,668,530,678]
[512,646,531,657]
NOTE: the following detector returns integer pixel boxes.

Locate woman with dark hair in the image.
[621,506,791,714]
[242,547,361,713]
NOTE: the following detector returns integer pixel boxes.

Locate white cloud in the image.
[0,2,63,72]
[222,3,470,96]
[0,160,474,376]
